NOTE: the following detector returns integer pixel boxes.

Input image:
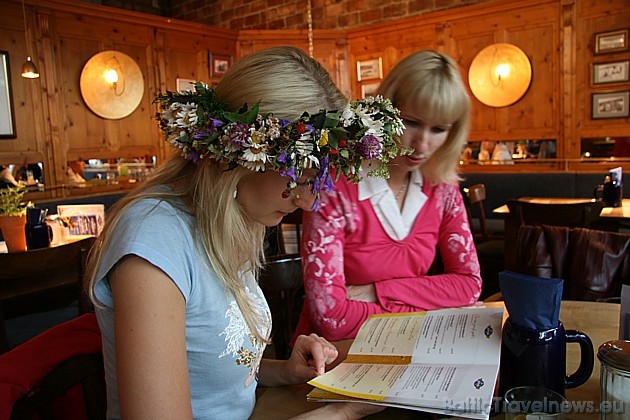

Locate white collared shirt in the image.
[358,170,427,240]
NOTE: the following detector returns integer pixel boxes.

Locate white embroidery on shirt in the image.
[218,283,271,387]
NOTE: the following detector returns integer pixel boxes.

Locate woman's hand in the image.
[287,333,339,380]
[346,284,376,303]
[259,333,338,387]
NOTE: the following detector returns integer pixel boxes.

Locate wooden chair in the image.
[463,184,506,300]
[0,313,105,420]
[259,253,304,360]
[0,237,96,353]
[265,209,304,257]
[463,184,496,242]
[277,209,304,255]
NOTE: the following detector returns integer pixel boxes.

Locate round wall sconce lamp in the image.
[80,50,144,120]
[468,43,532,108]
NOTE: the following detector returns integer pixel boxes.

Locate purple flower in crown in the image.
[278,118,291,129]
[321,173,335,192]
[357,134,382,159]
[228,122,251,148]
[311,196,321,212]
[277,152,298,182]
[192,130,209,140]
[277,151,289,165]
[312,157,334,194]
[186,149,200,164]
[209,117,223,135]
[280,165,297,183]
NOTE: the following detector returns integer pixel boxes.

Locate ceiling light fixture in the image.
[20,0,40,79]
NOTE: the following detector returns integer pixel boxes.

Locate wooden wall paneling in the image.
[446,2,560,143]
[152,30,169,162]
[58,37,105,157]
[576,6,630,136]
[561,0,577,168]
[36,9,68,191]
[162,30,220,88]
[48,9,157,168]
[0,2,46,174]
[450,32,498,138]
[347,22,436,98]
[106,43,157,160]
[236,29,347,93]
[572,0,630,171]
[500,23,559,138]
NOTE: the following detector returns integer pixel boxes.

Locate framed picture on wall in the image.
[593,61,629,85]
[356,57,382,82]
[210,53,232,77]
[361,82,380,98]
[0,51,16,139]
[594,29,628,54]
[176,78,197,93]
[591,91,629,119]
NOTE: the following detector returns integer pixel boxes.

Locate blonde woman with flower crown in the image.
[86,46,406,419]
[295,50,482,342]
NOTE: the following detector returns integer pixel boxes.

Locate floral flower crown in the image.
[155,82,407,208]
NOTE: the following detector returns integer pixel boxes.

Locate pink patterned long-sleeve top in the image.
[293,174,482,341]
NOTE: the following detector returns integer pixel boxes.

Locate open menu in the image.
[307,307,504,419]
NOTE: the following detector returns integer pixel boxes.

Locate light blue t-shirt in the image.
[93,197,271,419]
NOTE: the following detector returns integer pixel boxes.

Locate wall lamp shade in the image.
[468,43,532,107]
[79,50,144,120]
[21,56,39,78]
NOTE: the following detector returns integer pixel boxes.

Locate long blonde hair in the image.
[87,46,348,341]
[377,51,470,185]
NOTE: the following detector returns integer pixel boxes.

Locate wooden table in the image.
[251,301,620,419]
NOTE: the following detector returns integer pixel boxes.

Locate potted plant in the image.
[0,185,28,252]
[117,164,130,184]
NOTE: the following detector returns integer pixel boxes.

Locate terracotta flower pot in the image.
[0,214,27,253]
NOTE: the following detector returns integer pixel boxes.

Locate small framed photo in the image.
[591,91,629,119]
[594,29,629,54]
[357,57,382,82]
[593,61,629,85]
[210,53,232,77]
[361,82,380,98]
[176,78,196,93]
[0,51,16,139]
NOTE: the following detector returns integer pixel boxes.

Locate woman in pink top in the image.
[294,51,482,341]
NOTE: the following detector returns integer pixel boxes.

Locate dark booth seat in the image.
[513,224,630,301]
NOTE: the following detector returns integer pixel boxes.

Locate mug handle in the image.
[565,329,594,389]
[46,223,53,242]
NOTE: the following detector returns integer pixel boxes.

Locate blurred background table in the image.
[493,197,629,221]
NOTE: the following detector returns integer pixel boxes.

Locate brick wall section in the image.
[172,0,492,30]
[80,0,492,29]
[81,0,171,16]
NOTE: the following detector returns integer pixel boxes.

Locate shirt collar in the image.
[358,170,423,201]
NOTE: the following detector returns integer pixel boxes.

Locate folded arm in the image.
[374,187,482,310]
[302,185,482,341]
